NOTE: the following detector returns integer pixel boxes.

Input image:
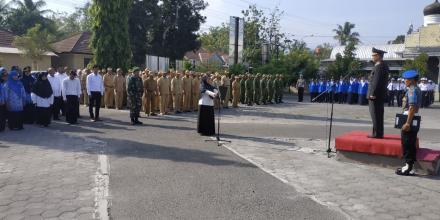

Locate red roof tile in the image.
[0,29,16,48]
[52,32,92,54]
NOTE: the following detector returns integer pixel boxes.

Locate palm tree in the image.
[333,22,360,46]
[6,0,53,35]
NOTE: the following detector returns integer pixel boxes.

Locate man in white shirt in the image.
[387,78,397,107]
[396,78,405,107]
[63,70,82,124]
[47,68,62,120]
[55,66,69,116]
[419,78,429,108]
[87,65,105,122]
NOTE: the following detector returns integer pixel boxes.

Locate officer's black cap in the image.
[372,47,387,55]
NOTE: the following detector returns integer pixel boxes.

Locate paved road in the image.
[91,109,346,219]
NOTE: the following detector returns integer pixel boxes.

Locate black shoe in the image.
[367,135,383,139]
[396,164,415,176]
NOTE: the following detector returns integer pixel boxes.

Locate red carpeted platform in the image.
[336,131,440,175]
[335,131,418,157]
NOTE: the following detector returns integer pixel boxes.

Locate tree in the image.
[13,24,53,70]
[129,0,159,66]
[51,2,92,40]
[90,0,132,70]
[333,22,360,46]
[315,43,333,60]
[402,53,429,77]
[4,0,55,35]
[326,41,360,79]
[387,35,405,44]
[146,0,207,61]
[0,0,10,27]
[199,23,229,54]
[241,5,266,66]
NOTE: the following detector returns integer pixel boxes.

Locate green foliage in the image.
[333,22,360,46]
[4,0,55,35]
[241,5,266,66]
[229,64,247,75]
[326,41,361,79]
[254,48,319,83]
[13,24,54,69]
[0,0,10,27]
[90,0,132,71]
[387,35,405,44]
[402,53,429,77]
[315,43,333,60]
[146,0,207,61]
[129,0,159,66]
[199,23,229,54]
[50,3,92,40]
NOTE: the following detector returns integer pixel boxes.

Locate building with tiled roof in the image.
[0,29,56,71]
[184,48,229,69]
[51,32,93,69]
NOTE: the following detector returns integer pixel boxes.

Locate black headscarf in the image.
[21,72,35,94]
[33,72,53,98]
[200,75,215,94]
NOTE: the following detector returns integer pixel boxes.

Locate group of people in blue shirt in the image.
[308,77,369,105]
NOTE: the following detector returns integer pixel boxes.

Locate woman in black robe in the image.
[197,74,218,136]
[21,66,36,124]
[32,72,53,127]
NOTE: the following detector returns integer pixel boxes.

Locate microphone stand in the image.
[205,85,231,146]
[312,73,352,158]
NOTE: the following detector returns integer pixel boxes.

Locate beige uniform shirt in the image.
[157,77,170,95]
[103,73,115,89]
[171,77,183,95]
[114,75,126,92]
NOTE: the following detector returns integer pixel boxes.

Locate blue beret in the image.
[402,70,418,79]
[0,67,6,77]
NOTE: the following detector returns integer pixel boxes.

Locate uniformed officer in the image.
[387,78,397,107]
[143,71,157,116]
[367,48,389,139]
[296,74,305,102]
[240,75,247,104]
[127,67,144,125]
[419,78,429,108]
[182,70,192,112]
[396,70,422,176]
[232,75,241,108]
[80,68,90,106]
[171,72,183,113]
[103,68,115,108]
[157,72,170,115]
[221,74,231,108]
[114,68,126,110]
[245,75,254,106]
[253,73,261,105]
[191,72,200,111]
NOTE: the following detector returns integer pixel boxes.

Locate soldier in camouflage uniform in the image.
[279,75,285,103]
[260,75,267,105]
[127,67,144,125]
[274,75,280,104]
[240,74,247,104]
[245,74,254,106]
[253,73,261,105]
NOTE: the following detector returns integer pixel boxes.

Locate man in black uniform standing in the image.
[367,48,389,139]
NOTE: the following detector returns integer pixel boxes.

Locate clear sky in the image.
[19,0,436,48]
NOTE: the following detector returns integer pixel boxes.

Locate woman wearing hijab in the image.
[4,70,26,130]
[197,74,218,136]
[32,72,54,127]
[0,67,8,132]
[21,66,36,124]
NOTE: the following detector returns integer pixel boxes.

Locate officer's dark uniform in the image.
[367,48,389,139]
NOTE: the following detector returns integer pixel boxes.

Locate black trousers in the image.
[401,130,418,165]
[388,91,395,106]
[396,91,403,107]
[298,87,304,102]
[7,111,23,130]
[35,107,51,126]
[53,96,63,119]
[23,103,35,124]
[66,95,79,124]
[369,100,384,138]
[0,105,6,132]
[89,92,102,119]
